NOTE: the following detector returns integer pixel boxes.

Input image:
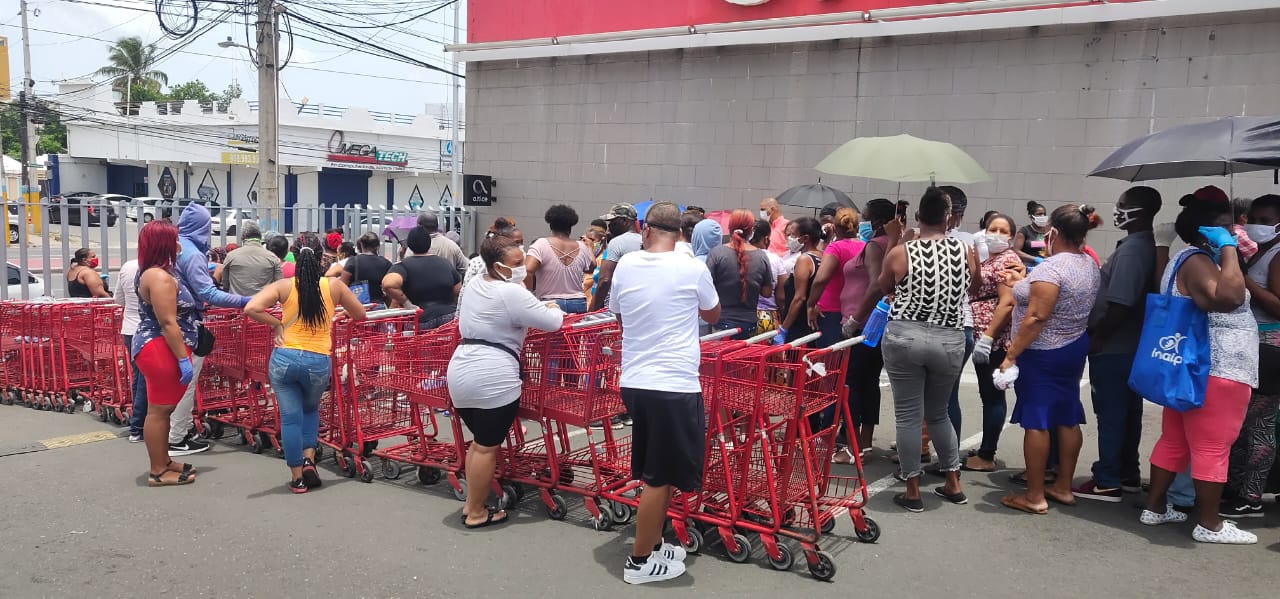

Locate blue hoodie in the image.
[177,203,249,316]
[691,219,722,263]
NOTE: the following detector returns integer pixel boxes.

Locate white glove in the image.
[993,364,1020,390]
[972,335,994,365]
[1154,223,1177,248]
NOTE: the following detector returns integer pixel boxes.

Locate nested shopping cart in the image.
[0,301,26,405]
[194,307,251,439]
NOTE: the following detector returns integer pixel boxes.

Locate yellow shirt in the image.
[280,277,334,355]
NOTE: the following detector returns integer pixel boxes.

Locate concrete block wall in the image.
[465,9,1280,251]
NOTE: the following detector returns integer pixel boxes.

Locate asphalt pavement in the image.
[0,374,1277,599]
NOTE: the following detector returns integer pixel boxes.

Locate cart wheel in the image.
[593,513,613,532]
[417,467,442,485]
[820,516,836,535]
[769,543,795,571]
[98,404,109,421]
[558,464,575,485]
[808,551,837,581]
[683,527,704,554]
[854,517,881,543]
[500,484,519,510]
[547,494,568,520]
[240,429,252,445]
[209,421,225,439]
[67,402,79,414]
[609,501,634,525]
[382,460,403,480]
[359,460,374,483]
[340,456,357,478]
[312,445,325,464]
[726,534,752,563]
[361,440,378,457]
[452,478,468,501]
[258,432,275,454]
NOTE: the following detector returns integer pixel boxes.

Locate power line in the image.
[284,11,461,78]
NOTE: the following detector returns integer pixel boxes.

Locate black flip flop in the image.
[463,508,509,529]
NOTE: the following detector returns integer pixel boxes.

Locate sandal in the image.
[148,469,195,486]
[1000,494,1048,515]
[1009,470,1056,486]
[1045,490,1076,507]
[960,456,996,472]
[166,460,196,476]
[463,508,510,529]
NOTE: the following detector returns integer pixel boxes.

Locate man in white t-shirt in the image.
[608,202,720,585]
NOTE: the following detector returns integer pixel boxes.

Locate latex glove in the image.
[772,327,787,346]
[1154,223,1177,248]
[1198,226,1237,250]
[178,357,194,386]
[993,364,1020,391]
[841,317,861,339]
[972,335,994,364]
[974,231,990,263]
[1032,256,1044,265]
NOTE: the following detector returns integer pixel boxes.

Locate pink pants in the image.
[1149,376,1250,483]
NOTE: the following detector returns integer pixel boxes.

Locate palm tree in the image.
[95,36,169,104]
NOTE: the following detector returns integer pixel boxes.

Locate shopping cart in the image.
[194,308,251,440]
[0,301,26,405]
[66,303,131,424]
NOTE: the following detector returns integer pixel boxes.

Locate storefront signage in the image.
[158,167,177,200]
[221,152,257,165]
[226,132,259,151]
[326,130,409,171]
[463,174,494,207]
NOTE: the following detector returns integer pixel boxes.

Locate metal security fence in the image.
[0,201,477,300]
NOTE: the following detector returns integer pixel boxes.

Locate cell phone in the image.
[896,200,910,222]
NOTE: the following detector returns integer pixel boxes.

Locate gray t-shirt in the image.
[605,231,643,264]
[1088,230,1156,355]
[705,244,773,325]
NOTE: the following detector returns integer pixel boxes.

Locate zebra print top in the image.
[888,237,970,329]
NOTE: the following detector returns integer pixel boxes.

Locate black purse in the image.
[194,323,216,357]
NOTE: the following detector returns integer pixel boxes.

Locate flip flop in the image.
[1001,494,1048,515]
[960,457,996,473]
[463,508,510,529]
[1045,491,1076,507]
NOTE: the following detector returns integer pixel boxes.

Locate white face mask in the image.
[1032,215,1050,227]
[1113,206,1145,230]
[985,234,1011,255]
[1243,223,1280,245]
[785,236,802,253]
[759,209,770,220]
[496,261,527,285]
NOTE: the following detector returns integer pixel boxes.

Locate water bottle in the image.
[861,299,891,347]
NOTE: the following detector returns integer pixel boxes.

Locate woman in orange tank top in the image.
[245,232,367,493]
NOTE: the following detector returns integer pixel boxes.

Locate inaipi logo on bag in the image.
[1152,333,1187,365]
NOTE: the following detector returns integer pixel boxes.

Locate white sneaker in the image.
[655,542,687,562]
[832,447,855,464]
[623,556,686,585]
[1192,520,1258,545]
[128,434,143,443]
[1139,505,1188,526]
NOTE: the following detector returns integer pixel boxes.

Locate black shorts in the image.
[621,388,706,492]
[456,400,519,447]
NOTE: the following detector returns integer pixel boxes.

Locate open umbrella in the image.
[1088,116,1280,182]
[774,183,855,210]
[633,199,685,222]
[815,134,991,184]
[381,215,419,243]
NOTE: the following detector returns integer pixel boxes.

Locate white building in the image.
[50,81,464,231]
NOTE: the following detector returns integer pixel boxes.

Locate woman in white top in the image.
[447,233,563,528]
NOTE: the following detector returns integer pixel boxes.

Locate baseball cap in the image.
[1192,185,1229,205]
[600,203,638,221]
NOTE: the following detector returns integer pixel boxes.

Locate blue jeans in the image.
[269,348,331,468]
[124,334,148,436]
[1088,353,1143,488]
[946,327,974,439]
[1169,467,1196,506]
[554,297,588,314]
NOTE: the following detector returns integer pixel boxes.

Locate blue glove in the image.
[178,357,194,386]
[1198,226,1237,250]
[772,327,787,345]
[1032,256,1044,265]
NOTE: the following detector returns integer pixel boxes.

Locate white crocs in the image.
[1192,521,1258,545]
[1139,505,1188,526]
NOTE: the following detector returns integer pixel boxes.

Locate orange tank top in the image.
[280,277,335,355]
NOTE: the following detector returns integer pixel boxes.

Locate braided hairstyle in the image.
[727,208,755,302]
[292,231,329,331]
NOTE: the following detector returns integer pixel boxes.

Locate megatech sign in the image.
[326,130,409,171]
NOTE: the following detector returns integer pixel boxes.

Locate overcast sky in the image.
[0,0,464,116]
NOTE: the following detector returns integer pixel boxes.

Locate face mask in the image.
[496,262,527,285]
[857,221,874,242]
[1032,215,1050,227]
[1244,223,1280,245]
[88,258,100,269]
[1113,206,1145,230]
[759,209,770,220]
[785,236,802,253]
[1045,228,1057,256]
[985,234,1011,255]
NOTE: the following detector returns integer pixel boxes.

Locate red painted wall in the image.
[467,0,1143,44]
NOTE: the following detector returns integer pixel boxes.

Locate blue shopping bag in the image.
[1128,250,1211,412]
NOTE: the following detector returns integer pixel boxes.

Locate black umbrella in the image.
[775,183,856,210]
[1088,116,1280,182]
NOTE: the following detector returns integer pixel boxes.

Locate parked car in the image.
[6,206,19,244]
[159,198,254,236]
[47,194,119,227]
[5,262,46,298]
[130,197,166,223]
[98,194,134,209]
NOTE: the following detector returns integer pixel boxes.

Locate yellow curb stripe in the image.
[39,431,120,450]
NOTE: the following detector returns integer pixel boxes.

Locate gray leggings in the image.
[882,320,965,479]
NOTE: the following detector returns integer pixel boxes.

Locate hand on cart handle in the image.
[177,357,194,386]
[771,327,787,345]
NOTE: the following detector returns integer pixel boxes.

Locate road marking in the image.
[864,423,1014,498]
[39,430,120,449]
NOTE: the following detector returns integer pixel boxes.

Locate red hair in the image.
[727,209,755,302]
[138,219,179,271]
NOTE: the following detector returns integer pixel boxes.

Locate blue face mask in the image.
[858,221,874,242]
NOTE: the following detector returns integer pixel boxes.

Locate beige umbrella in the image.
[815,134,991,184]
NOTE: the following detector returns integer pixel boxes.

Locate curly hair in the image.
[544,204,579,235]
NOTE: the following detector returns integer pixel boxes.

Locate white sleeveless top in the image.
[1163,248,1258,387]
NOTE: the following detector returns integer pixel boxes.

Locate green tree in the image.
[95,36,169,102]
[1,101,67,159]
[167,80,216,103]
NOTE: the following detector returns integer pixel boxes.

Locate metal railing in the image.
[0,202,477,300]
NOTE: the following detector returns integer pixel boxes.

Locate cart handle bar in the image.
[571,313,618,329]
[824,335,867,353]
[744,330,778,344]
[699,328,740,342]
[361,308,421,321]
[787,332,823,348]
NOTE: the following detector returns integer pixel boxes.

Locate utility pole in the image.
[449,0,461,211]
[256,0,280,231]
[19,0,38,236]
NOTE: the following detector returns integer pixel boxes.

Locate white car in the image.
[6,206,19,244]
[130,197,166,223]
[5,262,46,299]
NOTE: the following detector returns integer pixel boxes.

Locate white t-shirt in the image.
[447,276,564,409]
[609,250,719,393]
[114,260,141,336]
[675,240,695,258]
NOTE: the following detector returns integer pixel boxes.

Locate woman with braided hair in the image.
[246,232,367,494]
[705,209,773,340]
